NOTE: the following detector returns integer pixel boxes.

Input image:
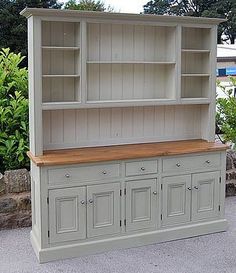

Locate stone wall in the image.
[0,169,31,230]
[226,150,236,196]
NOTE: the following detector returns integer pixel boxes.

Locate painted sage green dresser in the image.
[21,8,227,262]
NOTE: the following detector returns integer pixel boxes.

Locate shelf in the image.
[181,73,210,77]
[42,102,81,110]
[42,46,80,50]
[181,49,210,53]
[42,74,80,78]
[180,98,210,104]
[87,61,176,64]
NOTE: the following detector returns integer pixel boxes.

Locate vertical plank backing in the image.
[63,110,76,144]
[43,105,203,150]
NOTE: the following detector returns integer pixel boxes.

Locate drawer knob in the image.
[65,174,70,178]
[88,199,93,204]
[102,170,107,175]
[153,191,157,195]
[80,200,86,205]
[187,187,192,191]
[194,186,199,190]
[176,163,181,167]
[140,167,146,171]
[205,160,210,164]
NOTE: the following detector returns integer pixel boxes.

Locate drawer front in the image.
[48,163,120,184]
[162,153,221,173]
[125,160,158,177]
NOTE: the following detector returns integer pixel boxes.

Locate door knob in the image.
[140,167,146,171]
[80,200,86,205]
[88,199,94,203]
[102,170,107,175]
[153,191,157,195]
[194,186,199,190]
[65,174,70,178]
[176,163,181,167]
[205,160,210,164]
[187,187,192,191]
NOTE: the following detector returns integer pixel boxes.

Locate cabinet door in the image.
[162,175,191,226]
[192,171,220,221]
[49,187,86,244]
[126,179,158,232]
[87,183,121,238]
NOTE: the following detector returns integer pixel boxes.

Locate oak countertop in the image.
[27,139,228,167]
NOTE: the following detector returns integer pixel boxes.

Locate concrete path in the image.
[1,197,236,273]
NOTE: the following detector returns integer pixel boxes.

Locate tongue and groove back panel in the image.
[42,105,209,150]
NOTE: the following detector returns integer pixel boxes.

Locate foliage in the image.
[0,0,63,66]
[64,0,114,12]
[216,77,236,146]
[143,0,236,44]
[0,48,29,172]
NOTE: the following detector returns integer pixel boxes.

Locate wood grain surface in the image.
[27,139,228,166]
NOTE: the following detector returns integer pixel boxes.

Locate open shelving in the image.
[86,23,177,103]
[181,26,211,100]
[41,21,81,104]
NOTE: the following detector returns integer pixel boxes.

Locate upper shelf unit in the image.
[38,18,217,109]
[41,21,81,104]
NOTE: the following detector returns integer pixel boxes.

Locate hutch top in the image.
[21,8,226,157]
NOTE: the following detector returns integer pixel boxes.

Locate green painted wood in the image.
[192,171,220,221]
[125,178,158,232]
[49,187,86,243]
[162,175,191,226]
[87,183,121,237]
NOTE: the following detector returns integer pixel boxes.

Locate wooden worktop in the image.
[27,139,227,167]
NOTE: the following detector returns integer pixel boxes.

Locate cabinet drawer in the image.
[125,160,158,177]
[48,163,120,184]
[162,153,221,173]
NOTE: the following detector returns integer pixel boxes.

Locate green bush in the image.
[0,48,29,172]
[216,76,236,147]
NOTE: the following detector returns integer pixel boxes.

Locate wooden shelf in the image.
[181,73,210,77]
[181,49,210,53]
[87,61,176,64]
[42,46,80,50]
[27,139,228,166]
[180,98,210,104]
[42,74,80,78]
[42,102,81,110]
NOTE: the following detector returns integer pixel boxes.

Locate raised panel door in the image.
[49,187,86,244]
[87,183,121,238]
[192,171,220,221]
[126,179,158,232]
[162,175,191,226]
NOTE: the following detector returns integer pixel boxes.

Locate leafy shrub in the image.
[0,48,29,172]
[216,76,236,147]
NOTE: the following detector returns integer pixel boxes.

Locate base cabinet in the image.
[31,151,227,263]
[162,171,221,227]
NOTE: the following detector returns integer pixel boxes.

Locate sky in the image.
[103,0,148,13]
